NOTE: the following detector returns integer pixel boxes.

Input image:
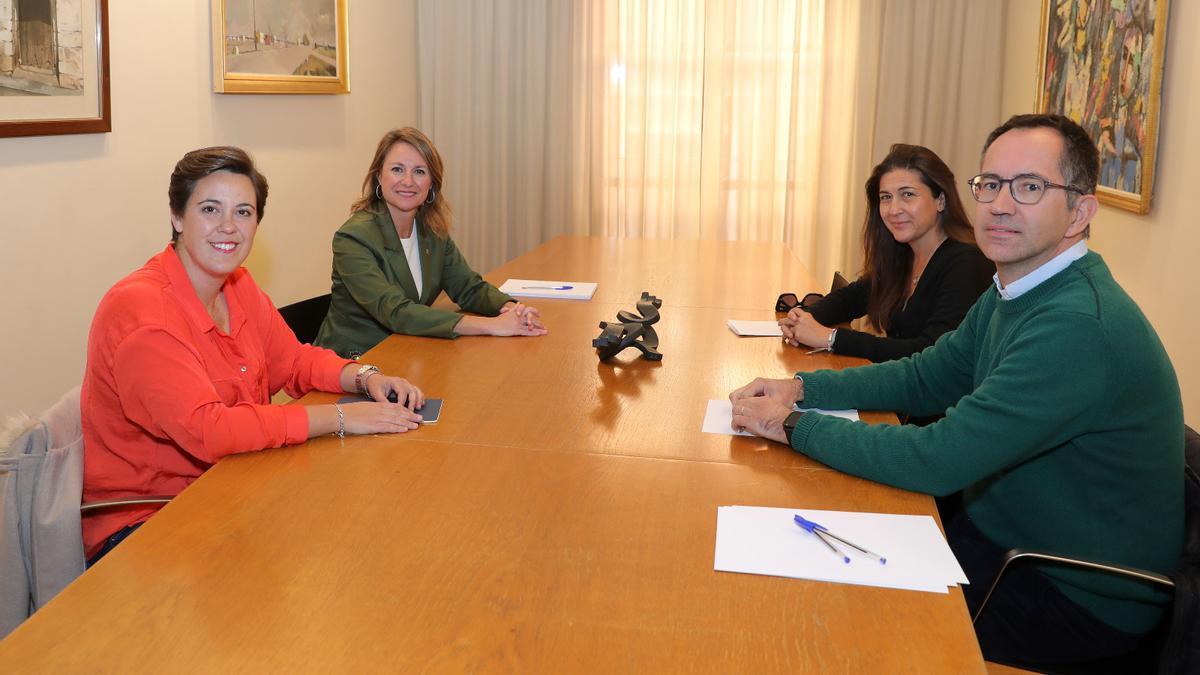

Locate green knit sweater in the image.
[792,252,1183,633]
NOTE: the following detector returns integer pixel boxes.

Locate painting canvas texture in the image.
[223,0,338,78]
[0,0,85,96]
[1038,0,1166,210]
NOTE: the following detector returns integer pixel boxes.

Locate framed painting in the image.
[211,0,348,94]
[1036,0,1170,214]
[0,0,111,138]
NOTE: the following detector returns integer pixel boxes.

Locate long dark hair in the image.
[351,127,451,238]
[862,144,974,333]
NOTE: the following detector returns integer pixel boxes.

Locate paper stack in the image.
[701,400,859,437]
[499,279,597,300]
[726,320,783,336]
[714,505,968,593]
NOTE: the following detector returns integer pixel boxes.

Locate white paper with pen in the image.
[701,400,859,436]
[498,279,598,300]
[714,506,968,593]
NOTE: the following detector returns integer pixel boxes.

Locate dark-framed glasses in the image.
[966,173,1086,205]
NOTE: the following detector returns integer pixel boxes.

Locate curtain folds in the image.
[416,1,1005,281]
[416,0,577,273]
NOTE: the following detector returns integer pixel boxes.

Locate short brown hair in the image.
[982,114,1099,199]
[168,146,269,242]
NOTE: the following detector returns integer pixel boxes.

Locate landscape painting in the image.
[212,0,348,94]
[0,0,111,137]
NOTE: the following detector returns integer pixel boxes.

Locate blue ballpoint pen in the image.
[796,516,850,564]
[521,285,573,291]
[793,514,887,565]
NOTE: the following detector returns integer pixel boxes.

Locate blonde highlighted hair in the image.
[351,127,452,238]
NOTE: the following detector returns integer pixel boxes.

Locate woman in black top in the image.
[780,144,993,363]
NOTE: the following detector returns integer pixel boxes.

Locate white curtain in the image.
[854,0,1007,270]
[416,1,1005,282]
[415,0,578,273]
[570,2,839,254]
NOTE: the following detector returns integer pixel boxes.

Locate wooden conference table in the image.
[0,237,984,672]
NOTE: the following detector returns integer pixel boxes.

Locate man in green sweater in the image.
[732,114,1183,667]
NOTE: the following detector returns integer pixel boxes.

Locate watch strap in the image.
[782,410,805,442]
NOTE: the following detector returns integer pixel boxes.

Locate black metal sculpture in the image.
[593,292,663,361]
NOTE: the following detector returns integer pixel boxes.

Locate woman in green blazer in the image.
[315,127,547,358]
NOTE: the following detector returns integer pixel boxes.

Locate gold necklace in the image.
[910,235,947,289]
[910,263,926,288]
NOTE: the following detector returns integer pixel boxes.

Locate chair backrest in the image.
[277,293,332,345]
[831,271,850,293]
[1181,426,1200,558]
[0,387,86,640]
[1158,425,1200,674]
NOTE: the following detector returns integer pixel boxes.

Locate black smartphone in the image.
[415,398,443,424]
[337,395,443,424]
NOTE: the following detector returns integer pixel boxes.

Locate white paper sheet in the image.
[714,505,968,593]
[726,320,783,337]
[701,400,860,437]
[702,399,755,436]
[498,279,598,300]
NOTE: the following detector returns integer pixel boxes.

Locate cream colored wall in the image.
[1003,0,1199,425]
[0,1,419,418]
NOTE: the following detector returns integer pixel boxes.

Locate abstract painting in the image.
[1036,0,1170,214]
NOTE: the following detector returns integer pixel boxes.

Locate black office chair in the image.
[974,425,1200,674]
[830,270,850,293]
[277,293,331,345]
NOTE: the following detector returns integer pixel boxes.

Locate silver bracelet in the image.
[826,328,837,352]
[333,403,345,439]
[355,364,380,395]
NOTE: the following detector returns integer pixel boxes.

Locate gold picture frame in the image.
[211,0,349,95]
[1035,0,1170,214]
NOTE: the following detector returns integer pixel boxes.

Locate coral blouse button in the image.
[240,365,247,372]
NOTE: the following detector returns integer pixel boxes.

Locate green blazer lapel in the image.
[375,209,421,303]
[416,220,440,304]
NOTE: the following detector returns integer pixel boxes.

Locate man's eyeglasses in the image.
[967,173,1086,205]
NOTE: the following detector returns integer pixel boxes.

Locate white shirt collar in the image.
[993,240,1089,300]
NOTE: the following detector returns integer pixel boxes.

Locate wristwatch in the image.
[782,410,805,443]
[355,364,381,395]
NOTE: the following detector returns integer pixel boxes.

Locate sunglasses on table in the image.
[775,292,825,313]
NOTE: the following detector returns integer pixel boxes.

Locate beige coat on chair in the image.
[0,387,86,639]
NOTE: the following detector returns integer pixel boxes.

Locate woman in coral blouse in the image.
[81,147,425,564]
